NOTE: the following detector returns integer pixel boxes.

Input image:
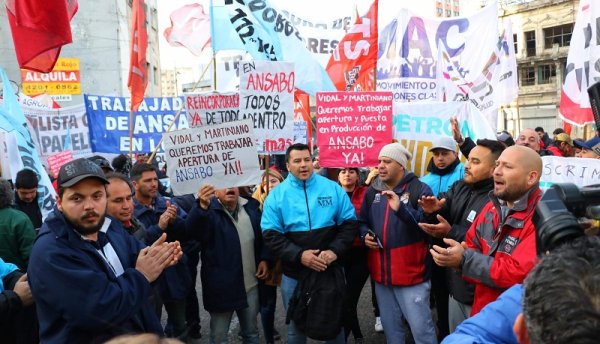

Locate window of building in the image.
[453,11,460,16]
[543,24,573,49]
[521,67,535,86]
[437,7,443,16]
[513,34,518,54]
[446,9,451,16]
[525,30,536,57]
[538,64,556,84]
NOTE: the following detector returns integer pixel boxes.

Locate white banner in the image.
[392,101,496,177]
[377,2,498,104]
[164,119,262,195]
[540,156,600,190]
[239,61,295,153]
[270,0,357,67]
[559,0,600,126]
[0,131,23,180]
[23,103,91,164]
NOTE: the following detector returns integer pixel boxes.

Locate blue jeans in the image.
[375,281,438,344]
[281,274,345,344]
[209,286,259,344]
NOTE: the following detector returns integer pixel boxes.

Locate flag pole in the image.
[148,59,214,164]
[128,108,135,158]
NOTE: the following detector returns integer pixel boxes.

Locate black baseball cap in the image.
[58,158,110,188]
[88,155,114,171]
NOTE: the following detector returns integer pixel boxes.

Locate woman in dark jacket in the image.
[339,168,369,343]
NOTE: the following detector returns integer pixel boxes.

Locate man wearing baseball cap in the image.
[28,158,182,343]
[574,137,600,159]
[360,143,437,344]
[547,133,575,157]
[422,136,465,197]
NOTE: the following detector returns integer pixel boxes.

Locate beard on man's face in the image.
[63,210,107,236]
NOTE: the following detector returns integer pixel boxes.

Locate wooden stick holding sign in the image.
[148,60,214,164]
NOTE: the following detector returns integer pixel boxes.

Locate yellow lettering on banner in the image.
[398,139,468,177]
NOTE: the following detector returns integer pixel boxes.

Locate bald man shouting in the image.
[430,146,542,315]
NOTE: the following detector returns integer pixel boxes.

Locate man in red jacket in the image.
[430,146,542,315]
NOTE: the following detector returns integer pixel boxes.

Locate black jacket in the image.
[426,177,494,304]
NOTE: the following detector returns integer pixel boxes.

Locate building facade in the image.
[496,0,593,138]
[0,0,162,106]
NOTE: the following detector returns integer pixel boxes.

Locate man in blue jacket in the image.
[28,158,182,343]
[187,185,268,344]
[262,143,358,344]
[131,163,192,339]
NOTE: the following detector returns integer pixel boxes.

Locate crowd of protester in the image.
[1,122,600,344]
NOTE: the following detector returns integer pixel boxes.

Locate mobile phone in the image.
[366,229,383,248]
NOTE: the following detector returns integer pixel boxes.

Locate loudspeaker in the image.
[587,81,600,129]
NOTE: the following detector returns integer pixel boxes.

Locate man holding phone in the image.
[359,143,437,344]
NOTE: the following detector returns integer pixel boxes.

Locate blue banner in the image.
[84,95,189,154]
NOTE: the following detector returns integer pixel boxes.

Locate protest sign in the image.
[316,92,393,167]
[540,156,600,190]
[239,61,295,153]
[85,95,188,155]
[185,92,239,128]
[164,119,262,195]
[47,151,73,177]
[23,103,90,163]
[392,101,496,177]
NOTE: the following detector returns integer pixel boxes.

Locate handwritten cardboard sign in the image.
[185,92,240,128]
[316,92,393,167]
[239,60,295,153]
[164,119,262,195]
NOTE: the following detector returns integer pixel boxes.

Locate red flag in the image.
[128,0,148,112]
[164,3,211,56]
[6,0,78,73]
[326,0,378,91]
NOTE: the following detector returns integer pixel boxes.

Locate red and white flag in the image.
[128,0,148,112]
[6,0,78,73]
[164,3,211,56]
[559,0,600,126]
[326,0,378,91]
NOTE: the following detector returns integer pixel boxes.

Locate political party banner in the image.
[239,61,295,153]
[316,91,393,167]
[222,0,335,95]
[376,1,498,104]
[270,0,358,67]
[559,0,600,126]
[164,119,262,195]
[436,47,499,132]
[47,150,73,177]
[540,156,600,190]
[326,0,378,92]
[21,57,81,96]
[185,92,239,127]
[23,103,91,163]
[392,101,496,177]
[85,95,188,154]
